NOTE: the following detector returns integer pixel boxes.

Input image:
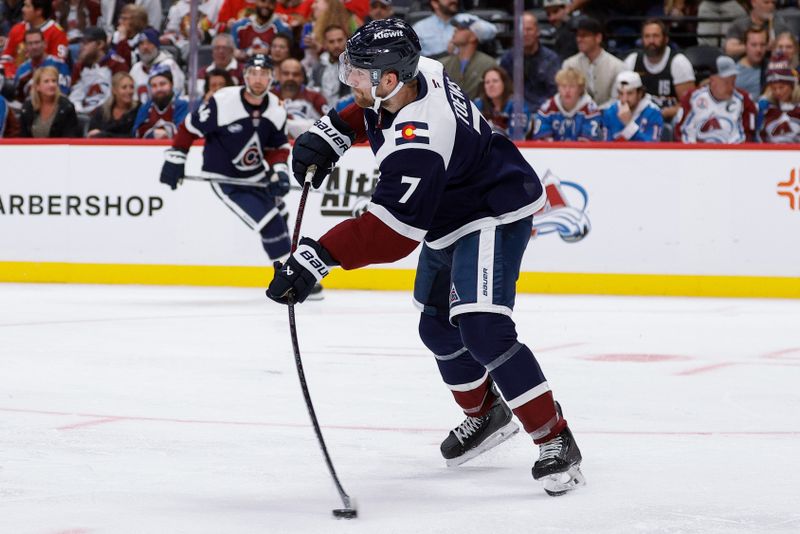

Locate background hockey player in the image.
[532,66,602,142]
[266,19,585,496]
[159,54,321,296]
[602,71,663,142]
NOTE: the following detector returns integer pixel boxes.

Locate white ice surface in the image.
[1,284,799,534]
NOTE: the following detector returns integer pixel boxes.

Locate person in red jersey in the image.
[1,0,68,77]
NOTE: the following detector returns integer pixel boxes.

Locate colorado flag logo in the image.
[395,121,430,145]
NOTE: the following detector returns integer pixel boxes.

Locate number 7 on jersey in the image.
[399,176,421,204]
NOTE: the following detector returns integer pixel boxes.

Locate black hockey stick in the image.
[285,164,358,520]
[181,174,367,196]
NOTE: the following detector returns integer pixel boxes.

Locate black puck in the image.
[332,508,358,519]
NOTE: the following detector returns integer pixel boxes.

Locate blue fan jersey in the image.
[184,86,290,181]
[361,57,545,249]
[532,93,602,141]
[602,95,663,142]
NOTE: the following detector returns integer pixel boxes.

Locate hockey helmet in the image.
[338,18,421,90]
[244,53,273,98]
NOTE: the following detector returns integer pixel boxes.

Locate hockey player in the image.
[160,54,313,293]
[602,71,663,142]
[266,19,585,496]
[533,67,602,142]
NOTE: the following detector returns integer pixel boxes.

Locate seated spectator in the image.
[99,0,161,36]
[202,67,234,102]
[87,71,139,137]
[1,0,68,78]
[756,55,800,143]
[0,93,22,136]
[697,0,747,47]
[109,4,148,71]
[540,0,577,61]
[413,0,495,58]
[602,71,663,141]
[161,0,219,59]
[269,32,291,66]
[562,16,625,107]
[197,33,243,96]
[303,0,360,63]
[130,28,185,102]
[12,28,71,103]
[69,26,112,114]
[532,66,602,141]
[724,0,791,58]
[216,0,255,32]
[231,0,291,60]
[774,31,798,69]
[342,0,368,20]
[499,11,559,112]
[365,0,393,23]
[275,0,313,31]
[438,14,497,101]
[309,24,349,107]
[624,18,695,121]
[473,65,532,138]
[675,55,756,143]
[54,0,101,49]
[20,65,80,136]
[735,26,768,99]
[273,56,327,137]
[132,65,189,138]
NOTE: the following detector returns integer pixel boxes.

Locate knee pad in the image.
[419,312,463,356]
[458,313,518,365]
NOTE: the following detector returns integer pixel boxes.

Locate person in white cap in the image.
[675,55,757,144]
[437,13,498,100]
[540,0,577,61]
[601,71,663,142]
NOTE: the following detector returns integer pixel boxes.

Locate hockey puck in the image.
[332,508,358,519]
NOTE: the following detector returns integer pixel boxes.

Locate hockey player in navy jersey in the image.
[160,54,305,284]
[602,71,664,142]
[267,19,585,496]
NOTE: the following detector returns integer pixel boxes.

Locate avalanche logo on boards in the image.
[532,169,591,243]
[395,121,430,145]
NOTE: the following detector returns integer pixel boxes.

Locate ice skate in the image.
[307,283,325,301]
[441,395,519,467]
[532,424,585,496]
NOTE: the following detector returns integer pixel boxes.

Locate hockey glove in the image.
[160,149,186,190]
[291,109,355,189]
[266,237,337,305]
[267,163,291,197]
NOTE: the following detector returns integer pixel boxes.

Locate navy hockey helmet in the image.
[244,53,273,98]
[339,18,421,89]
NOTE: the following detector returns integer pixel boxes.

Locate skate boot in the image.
[440,395,519,467]
[532,423,586,496]
[307,283,324,301]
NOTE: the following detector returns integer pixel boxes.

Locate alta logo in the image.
[778,168,800,211]
[531,169,591,242]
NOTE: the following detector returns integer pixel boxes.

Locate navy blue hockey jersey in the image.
[362,57,545,249]
[184,86,290,181]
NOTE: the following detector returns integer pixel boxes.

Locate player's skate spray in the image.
[531,170,591,243]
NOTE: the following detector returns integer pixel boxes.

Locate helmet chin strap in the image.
[370,81,405,112]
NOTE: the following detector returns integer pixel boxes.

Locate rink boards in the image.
[0,140,799,298]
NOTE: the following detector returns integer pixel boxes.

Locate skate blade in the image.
[445,421,520,467]
[542,465,586,497]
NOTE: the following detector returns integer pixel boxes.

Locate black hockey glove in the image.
[291,109,355,189]
[266,237,337,305]
[160,149,186,190]
[266,163,291,197]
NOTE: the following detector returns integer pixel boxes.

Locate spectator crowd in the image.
[1,0,800,144]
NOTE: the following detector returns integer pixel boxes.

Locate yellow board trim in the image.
[0,262,798,298]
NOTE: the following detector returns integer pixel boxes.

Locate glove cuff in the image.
[272,162,289,174]
[294,241,330,282]
[165,149,187,164]
[309,111,355,158]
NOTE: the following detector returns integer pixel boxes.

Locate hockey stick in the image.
[285,164,358,520]
[182,174,369,197]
